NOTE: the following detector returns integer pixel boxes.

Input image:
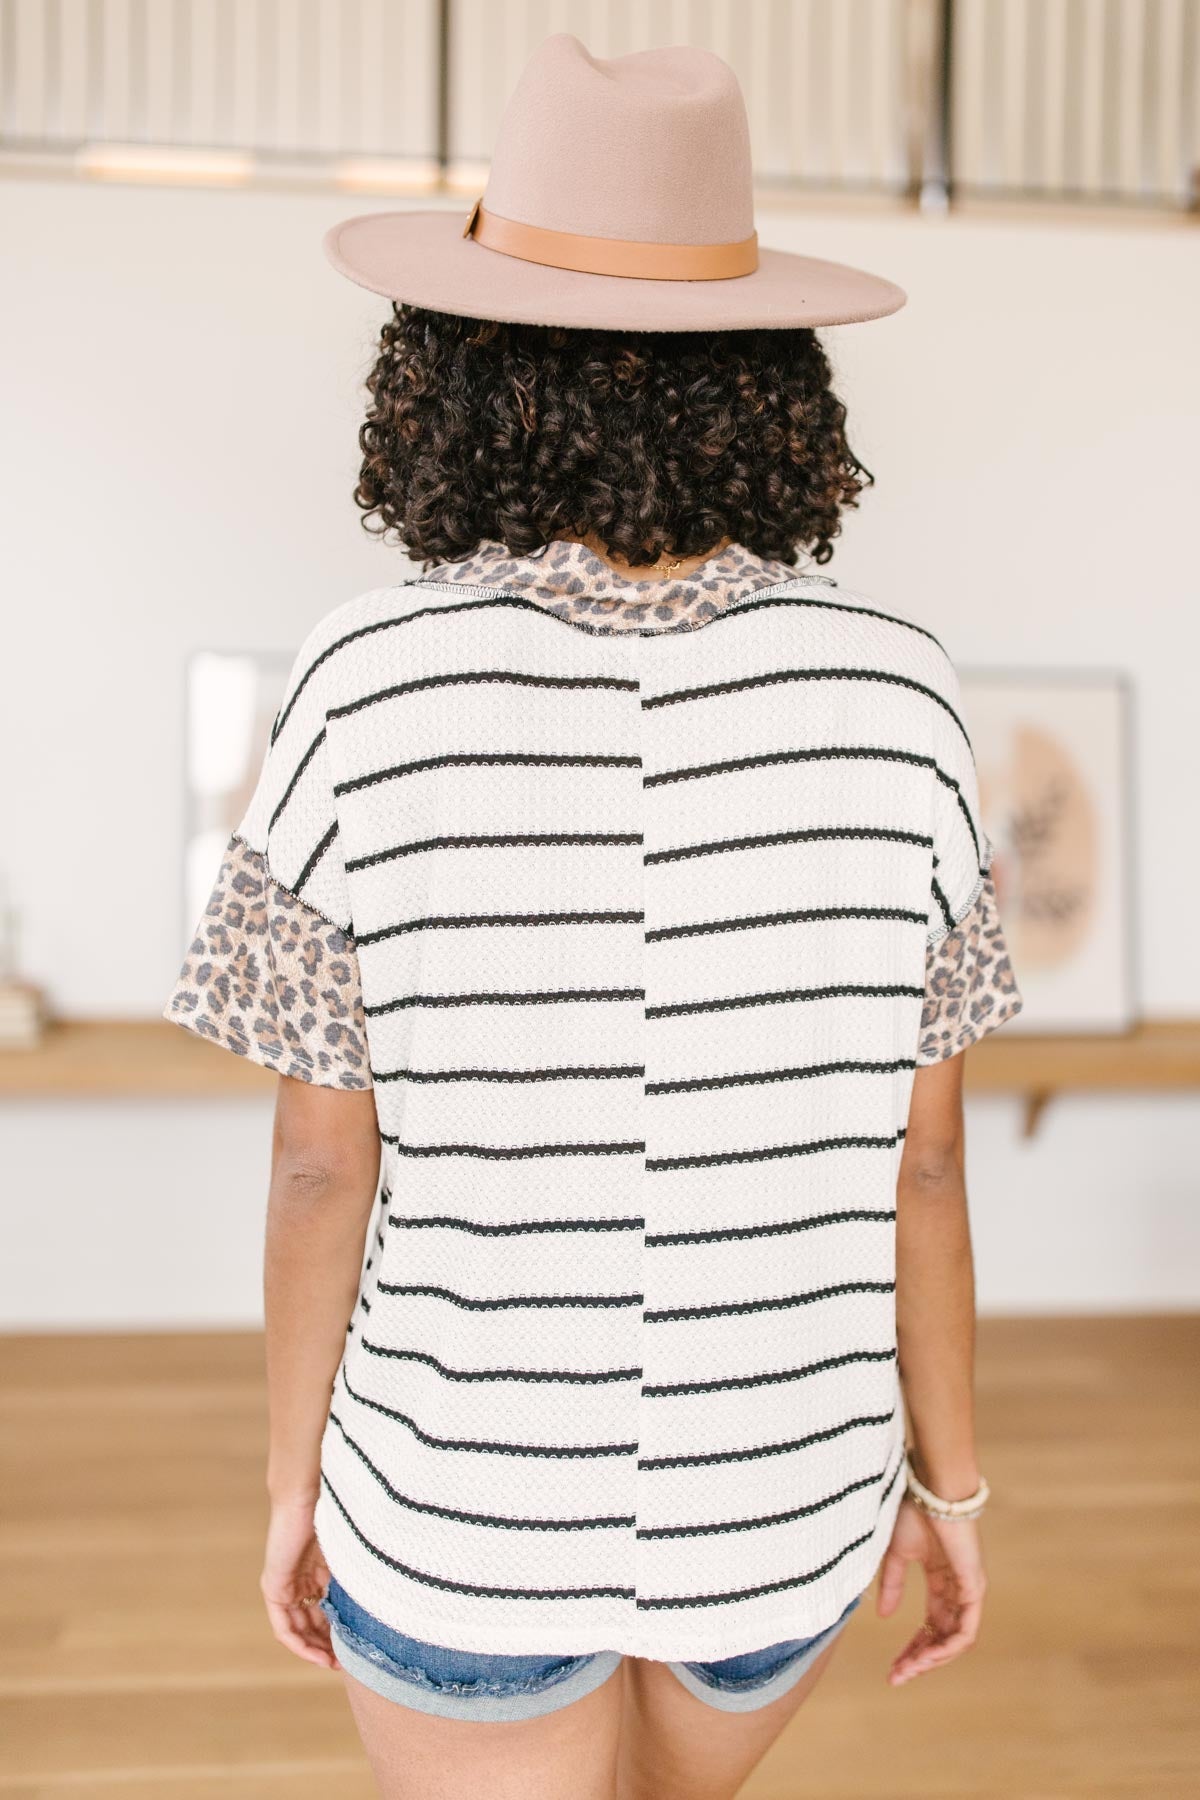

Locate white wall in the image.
[1,177,1198,1328]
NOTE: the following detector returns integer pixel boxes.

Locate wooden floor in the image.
[1,1317,1197,1798]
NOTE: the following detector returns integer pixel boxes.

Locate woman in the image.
[166,35,1022,1800]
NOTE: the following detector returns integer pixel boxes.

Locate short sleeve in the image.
[916,654,1023,1063]
[916,871,1024,1064]
[926,659,989,947]
[162,624,372,1090]
[233,624,354,935]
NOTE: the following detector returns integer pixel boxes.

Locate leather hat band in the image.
[463,198,758,282]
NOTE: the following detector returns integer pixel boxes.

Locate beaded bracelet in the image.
[904,1455,991,1521]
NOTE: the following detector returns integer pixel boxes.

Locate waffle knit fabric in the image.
[173,571,995,1661]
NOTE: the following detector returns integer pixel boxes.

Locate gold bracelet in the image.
[904,1455,990,1521]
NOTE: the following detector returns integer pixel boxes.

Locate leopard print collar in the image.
[418,537,806,634]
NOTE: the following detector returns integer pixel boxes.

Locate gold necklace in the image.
[654,552,686,577]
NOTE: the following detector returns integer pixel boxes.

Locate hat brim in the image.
[323,210,905,332]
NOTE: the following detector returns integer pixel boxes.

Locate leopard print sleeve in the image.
[163,834,372,1089]
[916,871,1024,1065]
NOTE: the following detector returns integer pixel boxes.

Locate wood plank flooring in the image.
[1,1318,1197,1797]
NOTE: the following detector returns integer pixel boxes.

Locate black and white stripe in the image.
[234,574,984,1660]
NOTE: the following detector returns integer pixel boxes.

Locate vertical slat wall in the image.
[446,0,912,192]
[952,0,1198,205]
[100,0,132,142]
[1155,0,1184,191]
[1041,0,1071,194]
[0,0,439,162]
[0,0,1195,209]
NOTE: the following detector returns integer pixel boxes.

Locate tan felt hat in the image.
[323,33,906,333]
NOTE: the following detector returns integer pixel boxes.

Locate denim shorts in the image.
[320,1577,863,1722]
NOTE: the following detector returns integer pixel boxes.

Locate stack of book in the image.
[0,980,45,1049]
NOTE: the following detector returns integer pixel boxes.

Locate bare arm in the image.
[878,1054,988,1684]
[894,1054,980,1499]
[261,1074,381,1666]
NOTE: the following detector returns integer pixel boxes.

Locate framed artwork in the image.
[958,669,1136,1036]
[182,650,292,939]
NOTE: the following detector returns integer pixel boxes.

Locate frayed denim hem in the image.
[679,1591,863,1696]
[319,1594,591,1702]
[318,1581,865,1720]
[678,1650,815,1696]
[320,1598,624,1723]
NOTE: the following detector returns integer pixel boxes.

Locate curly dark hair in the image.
[354,304,871,568]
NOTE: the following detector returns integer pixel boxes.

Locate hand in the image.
[877,1496,986,1686]
[261,1495,337,1670]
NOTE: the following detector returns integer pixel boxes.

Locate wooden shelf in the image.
[962,1019,1200,1091]
[0,1019,274,1097]
[962,1018,1200,1136]
[2,1019,1198,1131]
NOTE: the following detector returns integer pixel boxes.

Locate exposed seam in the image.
[230,831,357,943]
[399,572,957,656]
[409,576,818,639]
[924,839,995,948]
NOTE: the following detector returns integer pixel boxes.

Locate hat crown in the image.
[483,34,754,247]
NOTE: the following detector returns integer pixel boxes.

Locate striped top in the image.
[167,555,1018,1662]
